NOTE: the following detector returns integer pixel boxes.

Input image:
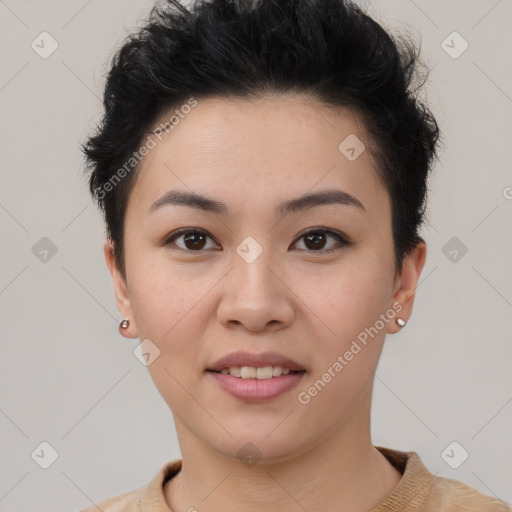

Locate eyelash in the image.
[163,226,351,253]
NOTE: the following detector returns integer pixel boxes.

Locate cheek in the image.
[299,258,392,350]
[293,266,392,414]
[126,242,200,329]
[127,263,210,409]
[125,252,209,370]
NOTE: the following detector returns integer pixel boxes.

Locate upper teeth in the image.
[219,366,293,379]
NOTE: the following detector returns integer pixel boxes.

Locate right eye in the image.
[163,228,220,252]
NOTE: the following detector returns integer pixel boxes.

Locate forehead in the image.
[128,94,388,220]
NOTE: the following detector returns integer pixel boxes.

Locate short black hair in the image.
[82,0,442,279]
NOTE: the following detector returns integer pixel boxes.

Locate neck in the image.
[164,397,402,512]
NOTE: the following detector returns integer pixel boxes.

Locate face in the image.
[106,94,425,463]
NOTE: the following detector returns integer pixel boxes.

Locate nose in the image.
[216,246,295,333]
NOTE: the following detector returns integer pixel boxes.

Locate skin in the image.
[104,93,426,512]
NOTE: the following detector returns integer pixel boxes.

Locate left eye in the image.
[292,227,350,252]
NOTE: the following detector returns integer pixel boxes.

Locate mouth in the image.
[207,366,306,379]
[205,350,307,402]
[206,367,307,403]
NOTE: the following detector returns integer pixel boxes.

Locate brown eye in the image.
[164,229,219,251]
[293,227,350,252]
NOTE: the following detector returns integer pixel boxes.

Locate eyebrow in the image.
[147,188,366,216]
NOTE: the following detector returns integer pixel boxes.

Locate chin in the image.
[206,427,311,466]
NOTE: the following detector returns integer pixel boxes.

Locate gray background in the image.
[0,0,511,510]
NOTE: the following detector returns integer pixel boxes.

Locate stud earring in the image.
[119,319,130,330]
[396,318,406,328]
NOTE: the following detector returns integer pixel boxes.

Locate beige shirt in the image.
[80,446,511,511]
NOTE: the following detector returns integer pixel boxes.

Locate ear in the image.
[103,240,139,338]
[387,239,427,334]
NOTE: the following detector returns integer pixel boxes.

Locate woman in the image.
[80,0,511,510]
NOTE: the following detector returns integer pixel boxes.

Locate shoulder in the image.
[374,446,511,512]
[78,459,182,512]
[79,487,143,512]
[426,475,512,511]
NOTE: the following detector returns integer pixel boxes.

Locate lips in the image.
[207,370,306,402]
[206,350,307,373]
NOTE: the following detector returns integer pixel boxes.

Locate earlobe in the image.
[103,240,138,338]
[388,240,427,334]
